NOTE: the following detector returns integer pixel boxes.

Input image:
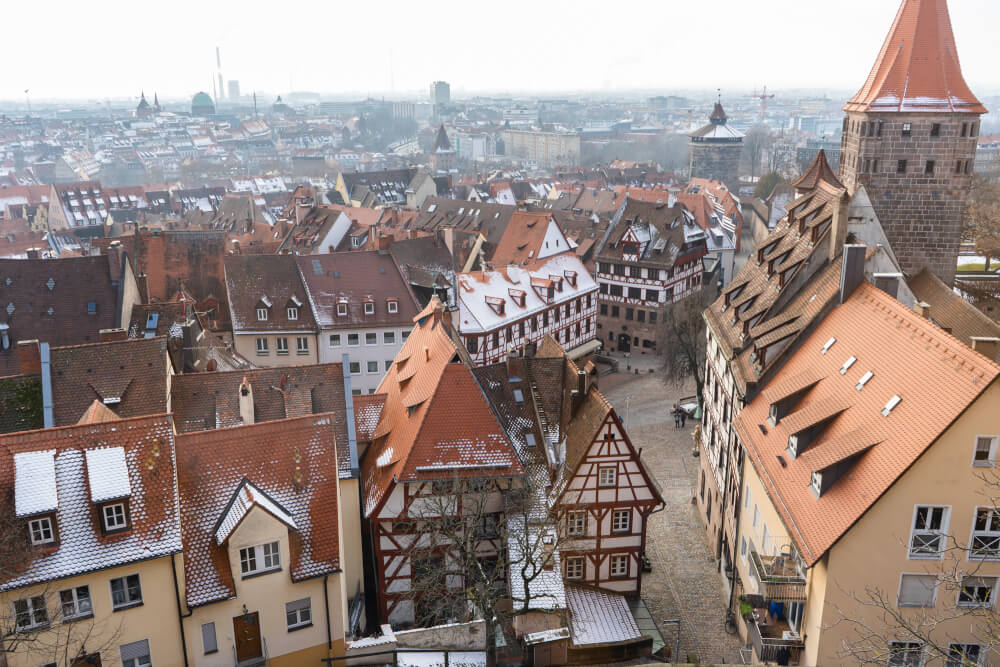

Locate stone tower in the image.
[838,0,985,285]
[689,101,744,192]
[429,124,456,173]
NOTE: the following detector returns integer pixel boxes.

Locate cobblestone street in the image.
[600,355,744,664]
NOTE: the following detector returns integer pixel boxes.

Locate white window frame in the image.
[384,331,395,345]
[256,337,269,355]
[120,639,152,667]
[296,337,309,354]
[567,511,586,537]
[103,502,128,531]
[946,643,983,667]
[973,435,999,467]
[897,573,938,608]
[349,362,361,375]
[110,574,143,610]
[256,307,268,321]
[348,333,360,346]
[285,598,312,630]
[609,554,629,578]
[364,301,375,315]
[337,303,348,317]
[240,541,281,577]
[598,466,616,488]
[888,641,923,667]
[286,307,299,321]
[13,595,47,630]
[612,509,631,534]
[276,337,289,355]
[367,361,379,374]
[740,536,748,563]
[387,300,398,314]
[970,507,1000,561]
[60,585,92,619]
[28,516,54,545]
[957,575,998,608]
[566,557,584,580]
[365,332,378,345]
[329,334,341,347]
[909,505,951,560]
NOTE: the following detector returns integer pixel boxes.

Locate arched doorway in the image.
[617,332,631,353]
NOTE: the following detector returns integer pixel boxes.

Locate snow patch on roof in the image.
[84,446,131,502]
[215,480,298,545]
[14,450,57,517]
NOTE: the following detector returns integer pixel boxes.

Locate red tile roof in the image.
[792,150,843,192]
[224,254,317,332]
[362,299,523,516]
[845,0,986,114]
[734,282,1000,565]
[176,415,341,607]
[490,212,558,266]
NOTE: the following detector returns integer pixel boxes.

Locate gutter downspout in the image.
[171,553,191,667]
[324,574,332,650]
[341,353,360,478]
[40,343,54,428]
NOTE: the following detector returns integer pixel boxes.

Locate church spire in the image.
[845,0,985,113]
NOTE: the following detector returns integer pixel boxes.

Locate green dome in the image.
[191,91,215,115]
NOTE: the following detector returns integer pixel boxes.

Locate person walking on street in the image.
[672,403,680,428]
[680,409,687,428]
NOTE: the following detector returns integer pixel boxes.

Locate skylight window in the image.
[881,395,902,417]
[840,356,857,374]
[820,337,836,355]
[513,389,524,404]
[856,371,874,390]
[525,433,536,447]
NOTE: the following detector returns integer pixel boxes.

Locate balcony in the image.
[743,606,804,665]
[748,545,806,602]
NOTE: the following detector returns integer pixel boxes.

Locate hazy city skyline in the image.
[4,0,1000,103]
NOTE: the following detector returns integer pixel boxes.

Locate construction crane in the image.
[749,86,775,121]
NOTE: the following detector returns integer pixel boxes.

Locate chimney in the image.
[16,339,40,374]
[913,301,931,319]
[295,198,309,225]
[40,343,53,428]
[99,328,128,342]
[570,369,589,416]
[872,272,903,299]
[377,235,392,253]
[839,244,866,305]
[238,377,254,425]
[829,191,850,263]
[971,337,1000,362]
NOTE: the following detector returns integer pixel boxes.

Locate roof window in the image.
[820,337,836,355]
[856,371,874,390]
[840,356,857,374]
[881,395,902,417]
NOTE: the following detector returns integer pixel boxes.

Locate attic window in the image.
[810,471,822,496]
[387,299,398,314]
[87,302,97,315]
[856,371,874,390]
[513,389,524,404]
[286,307,298,320]
[820,337,836,355]
[881,395,902,417]
[525,433,537,447]
[364,301,375,315]
[840,356,857,374]
[46,278,55,290]
[257,307,268,321]
[485,296,505,316]
[564,270,577,287]
[427,204,437,213]
[337,301,348,316]
[5,303,13,316]
[508,289,526,307]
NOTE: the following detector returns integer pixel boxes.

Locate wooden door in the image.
[233,611,263,663]
[72,654,102,667]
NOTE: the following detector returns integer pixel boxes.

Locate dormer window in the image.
[337,301,348,316]
[286,307,298,320]
[820,337,836,355]
[564,270,577,287]
[810,471,823,496]
[102,502,129,532]
[387,299,398,314]
[485,296,505,316]
[240,541,281,577]
[508,289,526,307]
[257,307,269,321]
[364,301,375,315]
[28,516,56,545]
[856,370,874,390]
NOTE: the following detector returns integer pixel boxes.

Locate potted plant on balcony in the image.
[738,595,753,619]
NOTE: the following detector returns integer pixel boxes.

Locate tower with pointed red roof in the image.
[838,0,985,285]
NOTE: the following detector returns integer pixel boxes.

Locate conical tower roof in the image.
[845,0,985,114]
[792,149,844,193]
[709,102,728,124]
[432,124,452,152]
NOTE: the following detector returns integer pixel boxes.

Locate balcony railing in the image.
[748,545,806,602]
[743,609,804,665]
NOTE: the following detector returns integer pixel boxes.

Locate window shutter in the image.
[120,639,150,661]
[899,574,936,606]
[201,622,217,653]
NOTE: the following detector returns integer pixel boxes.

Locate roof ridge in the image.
[0,412,173,444]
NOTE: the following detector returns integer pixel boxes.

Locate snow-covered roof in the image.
[85,447,132,503]
[397,652,485,667]
[14,450,57,517]
[457,253,598,335]
[507,516,566,612]
[566,585,643,646]
[215,479,298,545]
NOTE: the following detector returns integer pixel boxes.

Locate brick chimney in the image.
[16,339,41,375]
[970,337,1000,362]
[239,377,255,426]
[99,328,128,342]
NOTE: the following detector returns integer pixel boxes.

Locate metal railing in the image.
[748,544,806,602]
[743,612,804,665]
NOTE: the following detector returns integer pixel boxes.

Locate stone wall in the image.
[839,111,982,285]
[689,141,742,193]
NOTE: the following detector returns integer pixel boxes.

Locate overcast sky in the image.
[3,0,998,103]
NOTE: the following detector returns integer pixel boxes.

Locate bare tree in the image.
[743,125,772,181]
[656,286,717,410]
[401,472,566,667]
[832,471,1000,666]
[0,496,122,662]
[963,177,1000,271]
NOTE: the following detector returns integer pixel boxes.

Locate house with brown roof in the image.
[731,280,1000,665]
[908,266,1000,360]
[0,415,184,667]
[175,415,349,665]
[224,254,319,368]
